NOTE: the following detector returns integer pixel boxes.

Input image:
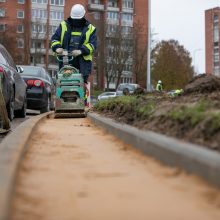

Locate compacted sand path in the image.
[11,118,220,220]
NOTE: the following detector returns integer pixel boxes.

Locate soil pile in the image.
[184,74,220,94]
[94,75,220,152]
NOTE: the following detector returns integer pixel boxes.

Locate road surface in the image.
[11,117,220,220]
[0,110,39,143]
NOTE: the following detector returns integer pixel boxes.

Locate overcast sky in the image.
[151,0,220,73]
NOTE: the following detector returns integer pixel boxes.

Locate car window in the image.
[20,66,42,77]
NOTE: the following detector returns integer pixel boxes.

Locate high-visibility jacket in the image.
[50,18,97,79]
[156,83,163,91]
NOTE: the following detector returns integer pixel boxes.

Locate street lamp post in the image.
[193,48,202,76]
[147,0,151,91]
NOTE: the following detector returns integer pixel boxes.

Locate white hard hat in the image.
[158,80,162,84]
[70,4,86,19]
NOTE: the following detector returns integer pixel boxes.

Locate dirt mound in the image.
[184,74,220,94]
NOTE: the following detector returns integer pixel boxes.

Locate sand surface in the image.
[11,118,220,220]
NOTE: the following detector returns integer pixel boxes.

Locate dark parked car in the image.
[19,65,55,113]
[0,44,27,120]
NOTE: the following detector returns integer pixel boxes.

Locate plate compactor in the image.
[54,51,86,118]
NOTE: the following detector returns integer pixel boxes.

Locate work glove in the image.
[56,48,63,54]
[72,50,82,57]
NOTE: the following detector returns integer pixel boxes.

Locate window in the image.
[0,9,6,17]
[50,0,64,6]
[0,24,6,32]
[107,12,119,20]
[50,25,57,35]
[18,0,25,4]
[32,24,47,33]
[32,9,47,19]
[213,23,219,43]
[121,13,133,22]
[50,11,64,20]
[122,0,133,9]
[108,0,118,7]
[17,10,24,18]
[214,14,219,23]
[17,38,24,48]
[31,40,45,49]
[17,24,24,33]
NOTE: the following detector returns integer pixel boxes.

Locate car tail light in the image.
[26,79,44,87]
[34,80,44,87]
[26,80,34,86]
[0,66,4,74]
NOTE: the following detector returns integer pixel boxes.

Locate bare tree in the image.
[30,19,47,66]
[132,21,148,87]
[0,25,20,62]
[104,24,134,90]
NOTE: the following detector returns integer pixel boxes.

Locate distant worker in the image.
[50,4,97,84]
[156,80,163,92]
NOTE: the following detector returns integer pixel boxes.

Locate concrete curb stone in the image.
[0,112,52,220]
[88,112,220,188]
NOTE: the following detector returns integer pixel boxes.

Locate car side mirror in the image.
[17,66,24,73]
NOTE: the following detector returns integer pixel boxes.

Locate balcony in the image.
[121,20,133,27]
[87,3,105,11]
[107,6,119,12]
[122,7,134,13]
[30,48,46,54]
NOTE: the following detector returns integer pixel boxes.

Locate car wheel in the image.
[123,88,129,96]
[40,96,50,114]
[14,96,27,118]
[7,90,15,121]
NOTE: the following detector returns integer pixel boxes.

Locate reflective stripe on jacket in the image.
[51,19,97,61]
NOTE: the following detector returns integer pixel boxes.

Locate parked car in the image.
[97,92,116,101]
[116,83,140,96]
[0,44,27,120]
[18,65,55,113]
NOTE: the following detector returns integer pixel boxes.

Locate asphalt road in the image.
[0,110,40,143]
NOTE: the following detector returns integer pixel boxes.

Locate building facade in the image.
[30,0,65,76]
[0,0,148,89]
[0,0,30,64]
[205,7,220,76]
[84,0,148,89]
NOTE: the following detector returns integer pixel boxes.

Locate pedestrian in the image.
[50,4,97,84]
[156,80,163,92]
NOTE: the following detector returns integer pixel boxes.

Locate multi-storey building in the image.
[0,0,148,89]
[0,0,30,64]
[82,0,148,89]
[205,7,220,76]
[30,0,65,76]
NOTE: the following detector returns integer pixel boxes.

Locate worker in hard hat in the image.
[50,4,97,84]
[156,80,163,91]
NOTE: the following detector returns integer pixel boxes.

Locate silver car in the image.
[98,92,116,101]
[116,83,140,96]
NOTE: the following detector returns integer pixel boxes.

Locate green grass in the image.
[94,95,156,119]
[169,101,210,126]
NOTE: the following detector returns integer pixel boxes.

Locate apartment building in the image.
[30,0,65,76]
[205,7,220,76]
[0,0,148,89]
[84,0,148,89]
[0,0,30,64]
